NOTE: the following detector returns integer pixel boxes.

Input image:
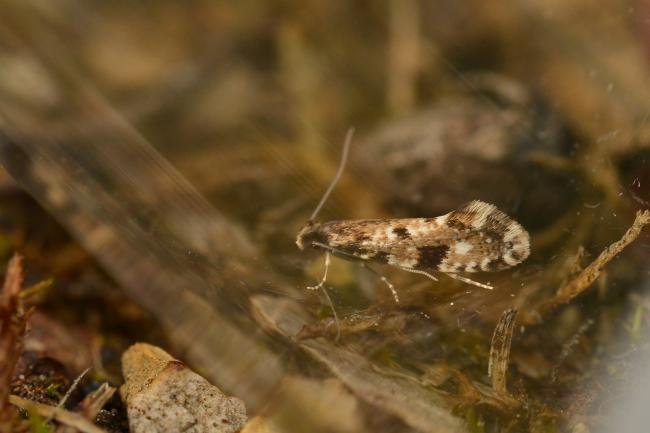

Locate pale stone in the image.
[121,343,247,433]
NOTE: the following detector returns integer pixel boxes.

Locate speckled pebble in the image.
[120,343,247,433]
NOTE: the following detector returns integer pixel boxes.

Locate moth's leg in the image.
[361,263,400,303]
[305,249,341,341]
[444,273,493,290]
[312,242,359,260]
[307,250,330,291]
[399,265,493,290]
[312,242,401,304]
[397,266,439,282]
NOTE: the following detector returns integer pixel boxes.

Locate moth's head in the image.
[296,221,327,251]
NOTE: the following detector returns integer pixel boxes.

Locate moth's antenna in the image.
[309,128,354,222]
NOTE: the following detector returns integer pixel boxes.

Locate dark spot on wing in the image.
[509,250,522,262]
[373,251,390,263]
[485,229,503,242]
[487,258,508,271]
[392,227,410,239]
[485,211,509,231]
[417,245,450,269]
[446,216,470,231]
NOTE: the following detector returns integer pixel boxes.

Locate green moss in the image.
[27,410,53,433]
[44,383,61,399]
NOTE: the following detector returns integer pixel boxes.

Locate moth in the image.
[296,129,530,337]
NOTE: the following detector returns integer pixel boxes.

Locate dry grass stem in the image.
[388,0,421,114]
[0,254,27,432]
[56,367,90,411]
[78,383,116,420]
[551,319,595,383]
[9,395,107,433]
[488,309,518,395]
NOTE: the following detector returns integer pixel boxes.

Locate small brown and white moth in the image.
[296,129,530,336]
[297,200,530,279]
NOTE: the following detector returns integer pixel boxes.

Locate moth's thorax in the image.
[296,221,329,251]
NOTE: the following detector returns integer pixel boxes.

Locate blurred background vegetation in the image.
[0,1,649,432]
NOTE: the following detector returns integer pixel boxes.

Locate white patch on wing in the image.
[405,223,421,237]
[503,252,519,266]
[435,214,449,226]
[481,257,491,271]
[416,225,432,236]
[454,241,473,255]
[385,226,397,240]
[408,219,439,238]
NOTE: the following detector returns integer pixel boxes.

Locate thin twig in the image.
[523,210,650,325]
[552,210,650,306]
